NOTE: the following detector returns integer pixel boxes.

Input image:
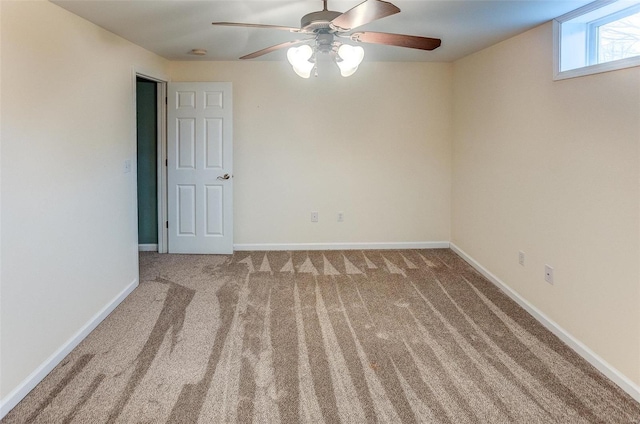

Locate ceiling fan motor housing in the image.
[300,10,342,32]
[315,33,337,54]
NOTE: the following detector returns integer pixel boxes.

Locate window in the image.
[554,0,640,79]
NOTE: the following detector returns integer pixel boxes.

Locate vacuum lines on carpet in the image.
[3,249,640,423]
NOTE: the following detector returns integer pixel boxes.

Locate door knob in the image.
[217,173,231,180]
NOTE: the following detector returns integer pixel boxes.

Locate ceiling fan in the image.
[212,0,441,78]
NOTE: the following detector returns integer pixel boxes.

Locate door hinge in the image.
[165,97,168,105]
[165,159,168,166]
[166,221,169,229]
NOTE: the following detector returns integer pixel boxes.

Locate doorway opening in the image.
[135,73,167,253]
[136,77,157,251]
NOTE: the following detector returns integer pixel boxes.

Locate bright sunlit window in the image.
[554,0,640,79]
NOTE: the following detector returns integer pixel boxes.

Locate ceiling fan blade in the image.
[331,0,400,31]
[212,22,301,33]
[240,39,311,60]
[350,32,441,51]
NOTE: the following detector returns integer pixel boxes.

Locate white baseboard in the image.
[449,243,640,403]
[138,244,158,252]
[0,278,139,419]
[233,241,450,251]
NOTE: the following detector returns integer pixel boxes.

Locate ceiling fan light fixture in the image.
[336,44,364,77]
[287,44,315,78]
[212,0,442,77]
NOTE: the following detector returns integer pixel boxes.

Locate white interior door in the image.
[167,82,233,254]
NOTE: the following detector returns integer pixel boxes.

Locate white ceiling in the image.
[52,0,593,62]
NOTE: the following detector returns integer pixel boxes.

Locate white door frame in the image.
[133,67,169,253]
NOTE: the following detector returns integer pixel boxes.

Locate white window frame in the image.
[554,0,640,80]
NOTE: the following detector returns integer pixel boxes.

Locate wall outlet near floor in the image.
[311,211,318,222]
[518,251,525,266]
[544,264,554,285]
[337,212,344,222]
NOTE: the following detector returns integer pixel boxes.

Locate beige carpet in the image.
[3,249,640,423]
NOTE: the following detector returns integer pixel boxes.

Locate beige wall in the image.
[169,61,452,246]
[0,1,168,400]
[452,22,640,384]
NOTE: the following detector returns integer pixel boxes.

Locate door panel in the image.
[167,82,233,254]
[177,118,196,169]
[205,118,223,169]
[205,185,223,235]
[177,184,196,236]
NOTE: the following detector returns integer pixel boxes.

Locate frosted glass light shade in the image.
[287,45,315,78]
[337,44,364,77]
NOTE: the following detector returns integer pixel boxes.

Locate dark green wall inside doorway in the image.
[136,78,158,245]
